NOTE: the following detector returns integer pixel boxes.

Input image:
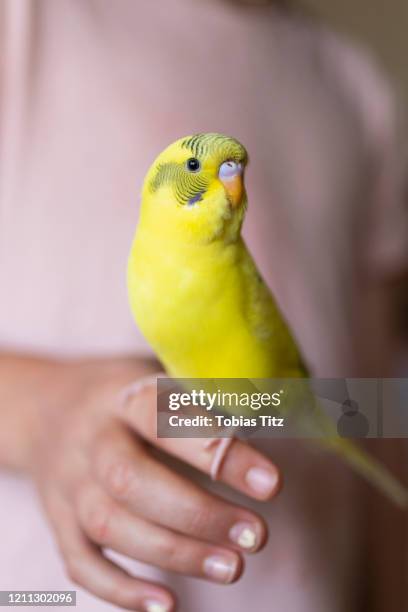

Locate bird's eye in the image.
[186,158,201,172]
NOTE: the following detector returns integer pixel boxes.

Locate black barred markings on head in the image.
[150,161,209,206]
[181,133,247,164]
[149,133,247,207]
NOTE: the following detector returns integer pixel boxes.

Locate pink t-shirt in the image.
[0,1,407,610]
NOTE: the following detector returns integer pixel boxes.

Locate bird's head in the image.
[140,133,248,244]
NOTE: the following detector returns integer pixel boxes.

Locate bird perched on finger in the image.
[128,132,408,507]
[128,133,304,379]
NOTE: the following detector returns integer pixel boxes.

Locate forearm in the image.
[0,353,68,471]
[0,352,159,472]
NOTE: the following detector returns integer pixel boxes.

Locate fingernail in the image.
[229,522,258,550]
[144,600,170,612]
[203,554,238,584]
[245,467,278,498]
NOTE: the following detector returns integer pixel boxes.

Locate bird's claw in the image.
[204,437,235,480]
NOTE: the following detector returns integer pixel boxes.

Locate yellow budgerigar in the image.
[128,132,408,507]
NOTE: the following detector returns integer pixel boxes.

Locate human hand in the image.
[28,357,281,611]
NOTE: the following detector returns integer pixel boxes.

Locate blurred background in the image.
[0,2,407,611]
[304,0,408,359]
[304,0,408,106]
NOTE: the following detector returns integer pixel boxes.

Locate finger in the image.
[92,426,268,553]
[120,381,281,500]
[47,494,176,612]
[76,483,243,584]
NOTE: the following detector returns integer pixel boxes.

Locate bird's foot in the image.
[118,373,162,407]
[204,437,235,480]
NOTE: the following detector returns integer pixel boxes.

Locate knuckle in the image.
[122,387,156,435]
[90,434,139,500]
[103,458,134,499]
[155,535,183,570]
[184,501,214,535]
[82,500,115,544]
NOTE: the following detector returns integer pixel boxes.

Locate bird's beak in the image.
[219,163,244,208]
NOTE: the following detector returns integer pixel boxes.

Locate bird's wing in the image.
[238,241,307,375]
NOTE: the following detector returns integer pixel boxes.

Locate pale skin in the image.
[0,354,282,612]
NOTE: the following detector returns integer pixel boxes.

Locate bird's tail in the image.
[321,436,408,509]
[286,385,408,509]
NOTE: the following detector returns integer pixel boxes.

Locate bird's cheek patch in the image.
[187,191,205,207]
